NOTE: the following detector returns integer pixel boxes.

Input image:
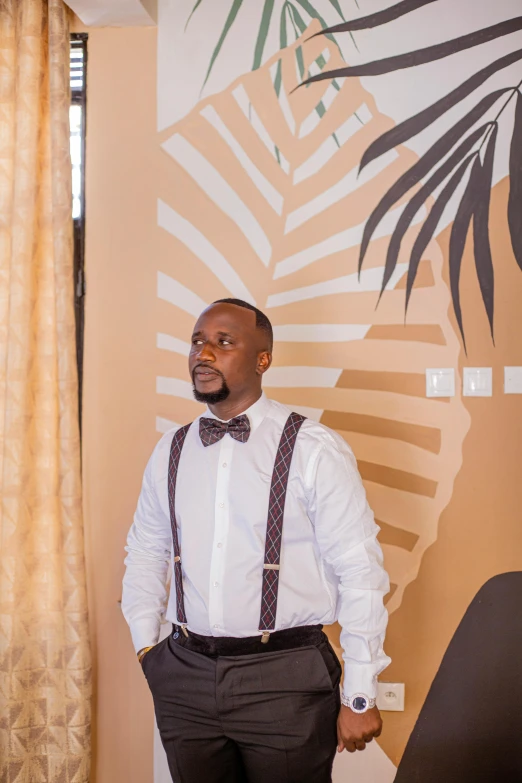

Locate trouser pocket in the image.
[314,639,342,690]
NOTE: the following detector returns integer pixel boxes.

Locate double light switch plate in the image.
[463,367,492,397]
[426,368,455,397]
[427,367,522,396]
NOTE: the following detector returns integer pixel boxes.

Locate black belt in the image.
[172,624,325,658]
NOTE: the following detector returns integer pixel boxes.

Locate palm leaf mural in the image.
[186,0,360,93]
[154,29,470,623]
[508,90,522,271]
[253,0,276,71]
[305,0,439,38]
[299,3,522,346]
[200,0,245,91]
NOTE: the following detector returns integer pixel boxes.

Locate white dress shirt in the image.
[122,393,391,700]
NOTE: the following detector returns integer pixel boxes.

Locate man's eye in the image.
[192,339,203,345]
[220,339,231,345]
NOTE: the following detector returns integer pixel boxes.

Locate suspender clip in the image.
[260,631,270,644]
[181,624,189,637]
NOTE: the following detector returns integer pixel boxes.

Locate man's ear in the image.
[256,350,272,375]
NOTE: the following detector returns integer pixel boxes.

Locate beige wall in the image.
[82,27,160,783]
[82,19,522,783]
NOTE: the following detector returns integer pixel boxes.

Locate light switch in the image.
[463,367,492,397]
[505,367,522,394]
[426,368,455,397]
[377,682,405,712]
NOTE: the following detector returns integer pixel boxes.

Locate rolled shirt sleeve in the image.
[307,432,391,701]
[122,435,173,653]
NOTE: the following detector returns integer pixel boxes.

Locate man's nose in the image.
[197,342,216,362]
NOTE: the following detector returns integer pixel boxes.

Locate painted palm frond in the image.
[508,91,522,271]
[201,0,245,90]
[299,7,522,346]
[155,30,470,615]
[253,0,277,71]
[306,0,439,39]
[186,0,360,93]
[303,16,522,83]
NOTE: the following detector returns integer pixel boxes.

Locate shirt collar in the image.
[202,392,270,435]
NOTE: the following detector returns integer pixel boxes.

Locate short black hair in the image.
[212,298,273,350]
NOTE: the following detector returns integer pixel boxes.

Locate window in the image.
[70,33,87,420]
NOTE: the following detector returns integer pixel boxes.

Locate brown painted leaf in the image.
[405,155,474,313]
[358,90,508,274]
[449,157,482,349]
[381,124,488,297]
[300,17,522,85]
[508,90,522,272]
[306,0,438,37]
[472,125,497,342]
[359,49,522,173]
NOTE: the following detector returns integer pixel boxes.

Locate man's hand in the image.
[337,705,382,753]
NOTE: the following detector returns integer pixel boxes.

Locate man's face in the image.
[189,303,271,405]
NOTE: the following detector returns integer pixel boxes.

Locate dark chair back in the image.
[395,572,522,783]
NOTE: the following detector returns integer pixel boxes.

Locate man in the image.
[122,298,391,783]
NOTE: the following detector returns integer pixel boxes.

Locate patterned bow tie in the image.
[199,415,251,447]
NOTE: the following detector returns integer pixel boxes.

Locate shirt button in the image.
[213,581,219,587]
[217,542,222,548]
[214,624,220,629]
[219,502,224,508]
[222,462,227,467]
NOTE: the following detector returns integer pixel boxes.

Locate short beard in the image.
[192,371,231,405]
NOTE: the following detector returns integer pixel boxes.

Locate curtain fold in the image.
[0,1,91,780]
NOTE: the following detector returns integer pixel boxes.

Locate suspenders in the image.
[258,412,306,641]
[167,423,192,636]
[167,412,306,643]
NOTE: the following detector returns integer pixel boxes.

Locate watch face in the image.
[352,696,368,712]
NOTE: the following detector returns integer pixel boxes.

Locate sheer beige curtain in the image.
[0,1,91,780]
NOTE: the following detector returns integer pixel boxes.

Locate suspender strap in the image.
[259,412,306,636]
[167,413,306,638]
[167,423,192,626]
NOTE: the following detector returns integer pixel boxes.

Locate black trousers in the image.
[143,626,342,783]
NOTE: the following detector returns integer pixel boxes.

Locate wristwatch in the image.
[341,693,376,713]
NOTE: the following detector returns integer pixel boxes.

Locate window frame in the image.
[70,32,88,424]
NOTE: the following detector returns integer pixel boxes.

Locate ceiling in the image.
[66,0,157,26]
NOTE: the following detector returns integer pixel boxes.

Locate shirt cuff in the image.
[128,617,162,654]
[342,665,382,702]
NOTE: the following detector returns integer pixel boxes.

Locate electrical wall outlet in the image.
[377,682,405,712]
